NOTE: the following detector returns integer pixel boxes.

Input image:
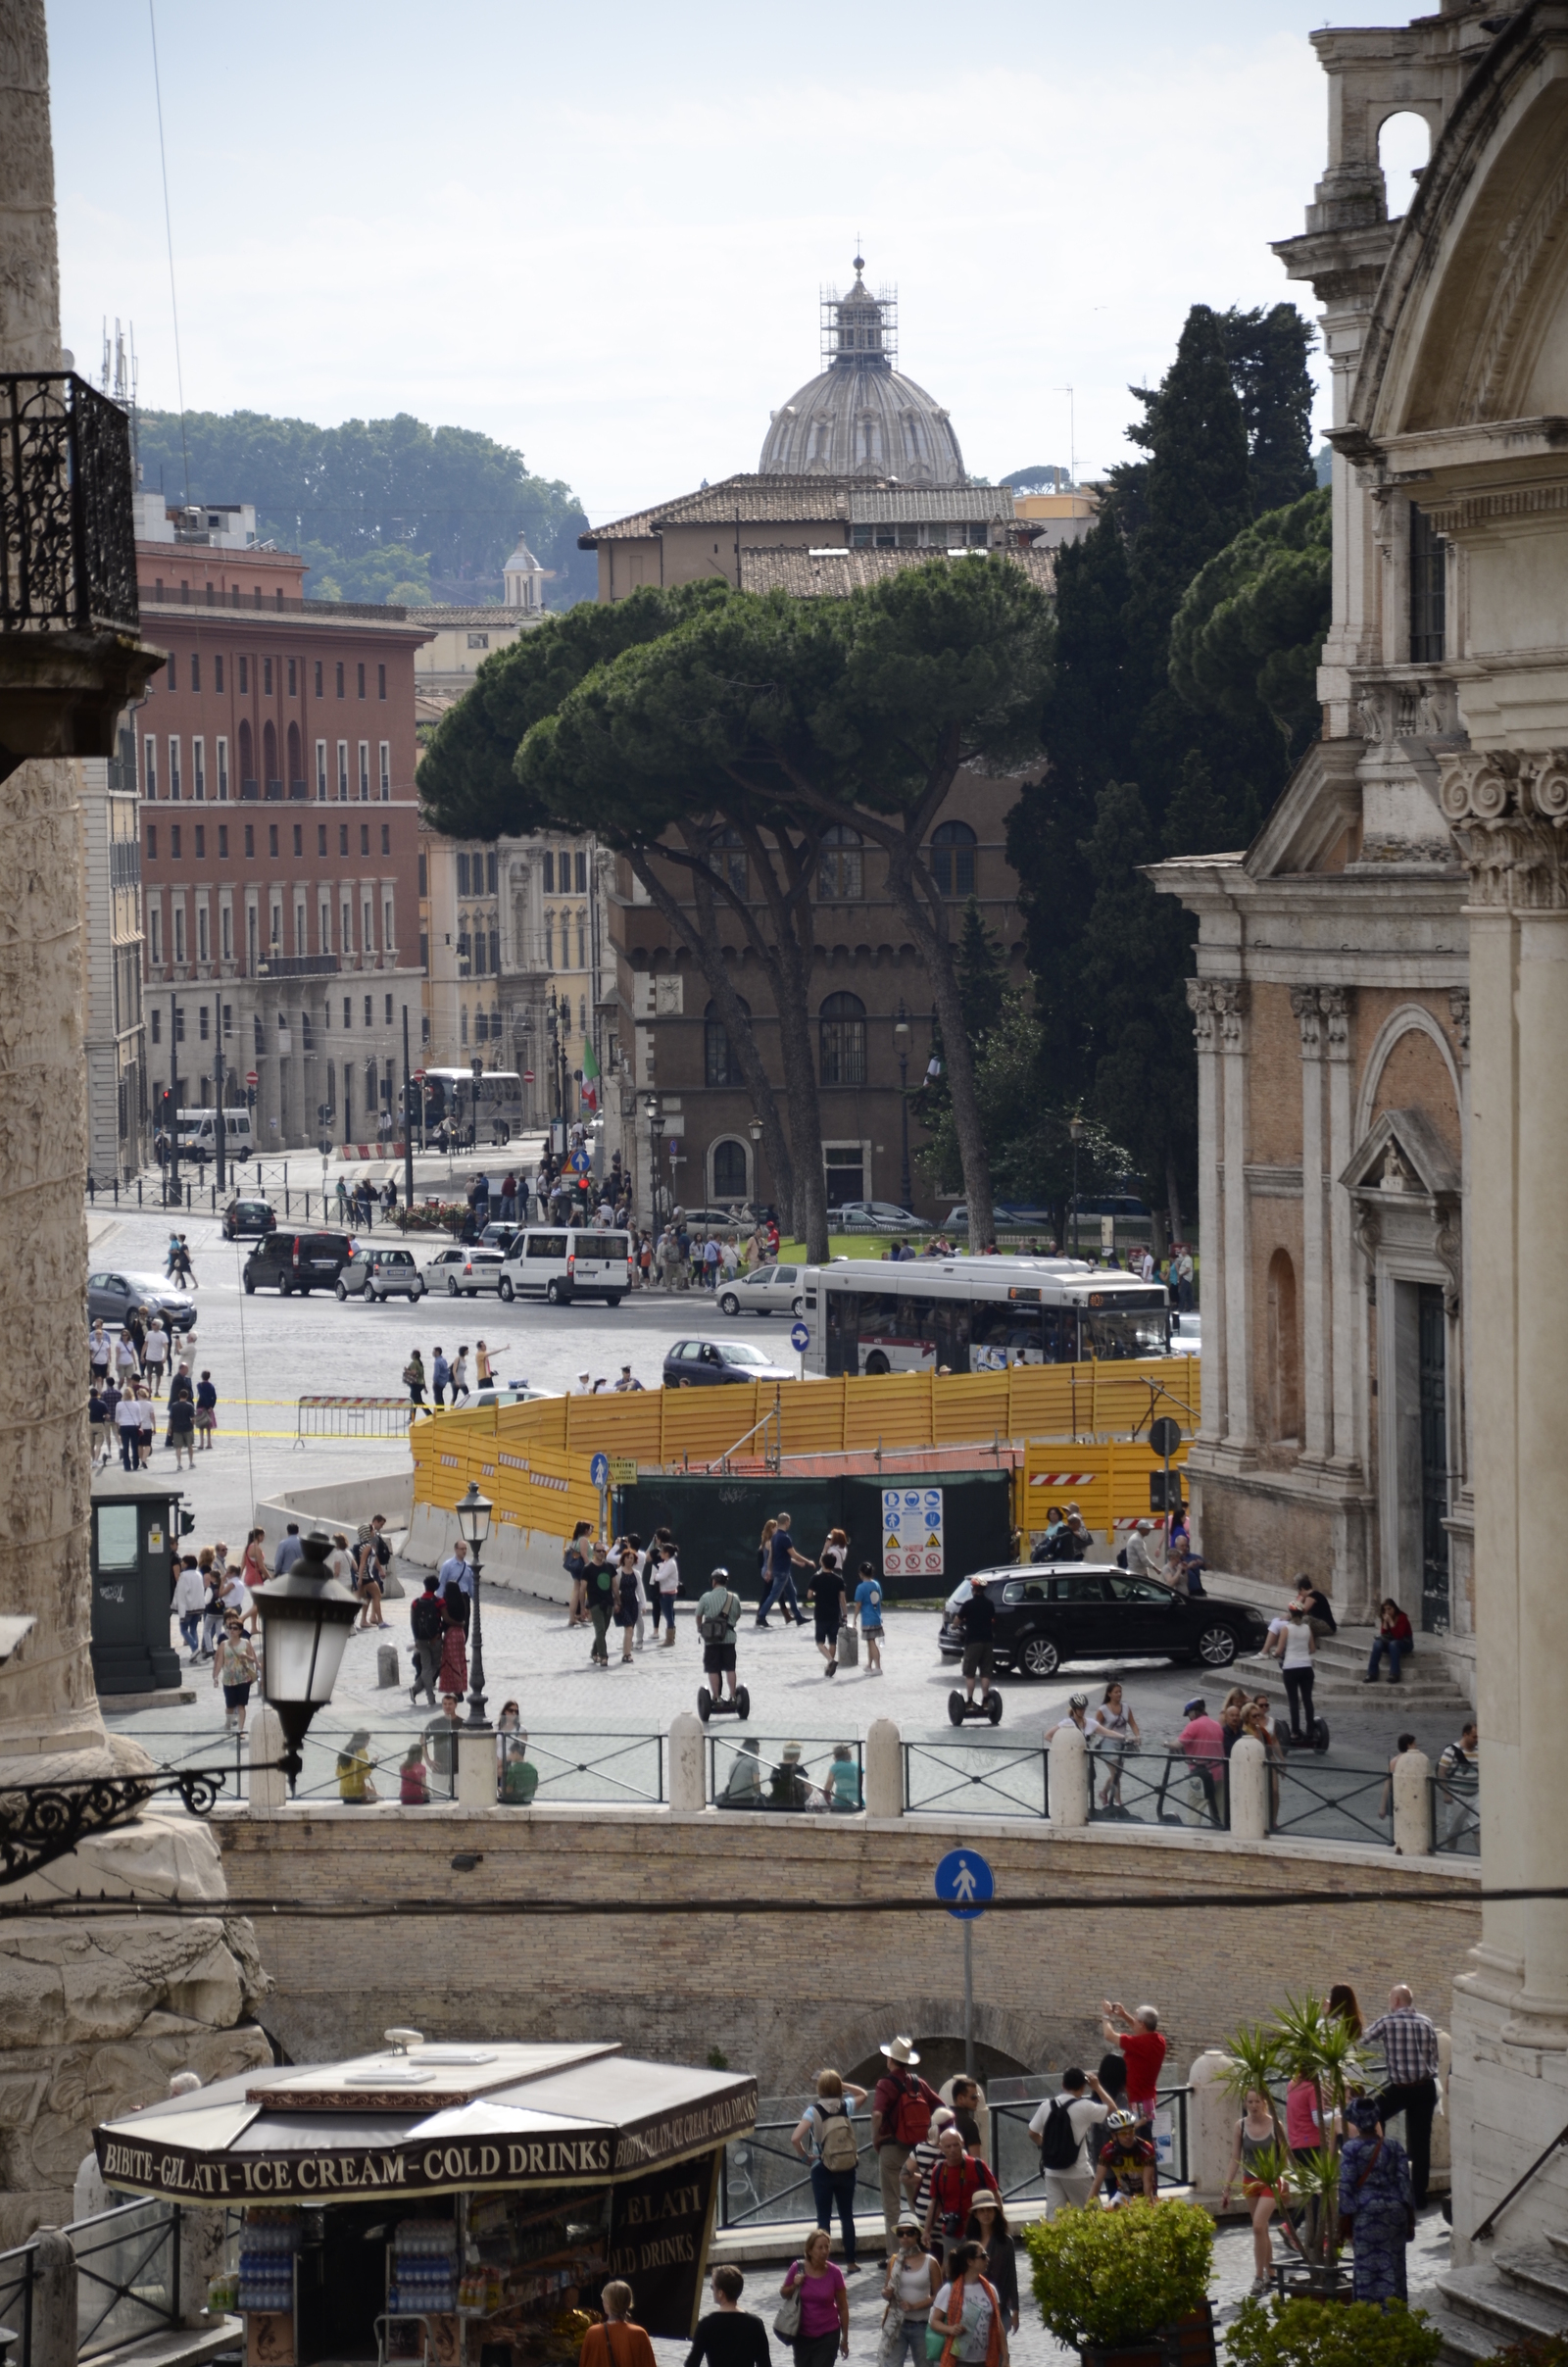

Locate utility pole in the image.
[168,990,180,1205]
[402,1003,415,1212]
[214,994,226,1194]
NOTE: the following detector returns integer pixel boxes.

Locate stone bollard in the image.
[33,2227,76,2367]
[668,1710,707,1817]
[1227,1735,1269,1841]
[1186,2050,1239,2208]
[1047,1724,1089,1827]
[376,1642,400,1689]
[248,1703,286,1816]
[1393,1748,1434,1855]
[864,1717,903,1819]
[179,2206,227,2328]
[456,1724,497,1809]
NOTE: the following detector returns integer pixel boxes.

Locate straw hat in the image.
[880,2035,921,2065]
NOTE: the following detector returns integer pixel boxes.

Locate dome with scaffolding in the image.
[758,258,965,485]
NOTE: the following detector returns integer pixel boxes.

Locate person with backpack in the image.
[697,1567,742,1704]
[921,2129,999,2258]
[409,1575,444,1704]
[1027,2067,1115,2217]
[564,1520,592,1630]
[871,2037,942,2251]
[790,2070,867,2273]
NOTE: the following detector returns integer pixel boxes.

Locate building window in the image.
[379,740,390,797]
[244,824,255,857]
[458,854,470,897]
[417,851,427,895]
[221,906,232,960]
[342,899,352,949]
[339,823,349,855]
[151,1004,161,1039]
[214,654,224,693]
[543,851,555,893]
[360,823,370,856]
[287,657,297,696]
[712,1140,748,1201]
[318,823,327,855]
[819,990,867,1086]
[1267,1248,1302,1442]
[817,824,863,900]
[467,632,488,650]
[488,926,498,970]
[270,900,282,946]
[219,824,228,858]
[364,994,372,1025]
[301,1008,314,1052]
[377,664,386,700]
[239,656,248,694]
[144,736,158,798]
[316,739,327,799]
[253,1011,265,1055]
[336,663,345,698]
[190,653,201,693]
[263,658,272,695]
[385,993,394,1024]
[171,824,181,858]
[292,823,303,856]
[217,737,229,800]
[359,741,369,800]
[545,913,554,968]
[173,906,185,962]
[421,1012,430,1044]
[199,1003,210,1040]
[461,1006,468,1047]
[193,737,205,800]
[486,850,498,893]
[337,740,349,800]
[357,664,366,698]
[320,899,331,950]
[194,825,205,858]
[169,736,181,800]
[167,653,176,691]
[930,818,977,896]
[314,661,322,696]
[574,849,587,893]
[1410,503,1446,664]
[150,909,162,963]
[712,825,747,896]
[147,823,158,860]
[198,905,209,961]
[269,823,279,858]
[705,996,752,1087]
[343,998,352,1028]
[380,822,390,855]
[577,913,587,969]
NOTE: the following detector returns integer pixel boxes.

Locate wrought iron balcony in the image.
[1,372,139,634]
[255,953,341,978]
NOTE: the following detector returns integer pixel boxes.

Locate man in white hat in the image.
[1123,1519,1163,1580]
[870,2036,941,2250]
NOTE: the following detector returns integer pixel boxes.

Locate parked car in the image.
[221,1198,276,1241]
[242,1231,353,1296]
[676,1207,751,1234]
[936,1564,1268,1677]
[478,1223,521,1254]
[836,1201,931,1233]
[336,1247,425,1303]
[87,1268,197,1332]
[715,1263,807,1318]
[662,1338,799,1387]
[943,1203,1057,1236]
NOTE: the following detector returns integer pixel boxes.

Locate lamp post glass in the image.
[254,1533,360,1788]
[455,1483,493,1728]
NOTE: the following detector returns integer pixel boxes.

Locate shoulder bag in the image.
[773,2266,803,2342]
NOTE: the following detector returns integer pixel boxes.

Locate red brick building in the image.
[133,505,433,1151]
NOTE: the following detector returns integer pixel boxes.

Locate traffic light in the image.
[246,1085,257,1110]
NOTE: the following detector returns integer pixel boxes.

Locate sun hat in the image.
[881,2035,921,2065]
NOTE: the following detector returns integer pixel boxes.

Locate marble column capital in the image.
[1439,747,1568,911]
[1290,985,1323,1056]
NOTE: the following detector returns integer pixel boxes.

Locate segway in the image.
[697,1684,750,1724]
[1279,1713,1331,1754]
[948,1687,1004,1727]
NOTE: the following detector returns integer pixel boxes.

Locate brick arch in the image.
[1354,1003,1461,1155]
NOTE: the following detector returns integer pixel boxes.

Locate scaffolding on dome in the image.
[820,259,899,370]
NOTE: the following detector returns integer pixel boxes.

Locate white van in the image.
[176,1107,254,1161]
[497,1227,632,1307]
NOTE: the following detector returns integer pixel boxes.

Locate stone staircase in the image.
[1206,1568,1476,1714]
[1429,2230,1568,2361]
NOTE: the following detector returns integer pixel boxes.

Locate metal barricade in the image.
[295,1395,416,1444]
[903,1739,1048,1819]
[710,1735,862,1813]
[1267,1762,1396,1848]
[1432,1772,1480,1856]
[95,1723,249,1801]
[73,2200,179,2360]
[1087,1747,1227,1832]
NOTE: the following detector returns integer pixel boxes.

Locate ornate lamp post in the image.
[894,1003,912,1211]
[456,1481,493,1729]
[253,1531,361,1792]
[645,1094,662,1227]
[748,1116,763,1210]
[1068,1112,1084,1260]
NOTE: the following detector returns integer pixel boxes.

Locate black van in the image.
[242,1230,354,1296]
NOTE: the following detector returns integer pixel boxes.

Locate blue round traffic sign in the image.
[571,1150,592,1174]
[934,1847,994,1921]
[589,1452,610,1490]
[790,1320,810,1353]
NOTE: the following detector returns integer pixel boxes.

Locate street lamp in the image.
[644,1095,662,1227]
[455,1481,493,1729]
[1068,1112,1084,1261]
[894,1003,912,1212]
[253,1531,360,1792]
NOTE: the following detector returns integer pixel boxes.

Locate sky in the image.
[46,1,1434,524]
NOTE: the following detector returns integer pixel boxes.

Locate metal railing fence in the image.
[296,1395,416,1441]
[74,2200,179,2360]
[1267,1762,1397,1849]
[0,2237,36,2367]
[1087,1748,1230,1833]
[903,1739,1048,1819]
[0,371,138,633]
[119,1721,664,1808]
[710,1736,861,1813]
[1432,1774,1480,1856]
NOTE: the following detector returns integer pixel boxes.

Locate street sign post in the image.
[1149,1416,1183,1519]
[934,1849,993,2078]
[589,1450,610,1543]
[790,1317,809,1379]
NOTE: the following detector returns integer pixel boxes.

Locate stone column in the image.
[1322,987,1357,1475]
[1046,1724,1089,1827]
[1215,984,1251,1452]
[863,1717,903,1819]
[1227,1736,1268,1842]
[1185,982,1225,1445]
[0,1,102,1760]
[1392,1749,1433,1858]
[1291,988,1330,1463]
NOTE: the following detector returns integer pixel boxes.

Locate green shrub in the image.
[1226,2294,1443,2367]
[1474,2344,1568,2367]
[1023,2199,1212,2348]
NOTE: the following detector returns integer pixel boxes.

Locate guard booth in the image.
[88,1469,187,1695]
[612,1467,1015,1602]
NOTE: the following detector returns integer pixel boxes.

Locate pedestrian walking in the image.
[172,1556,206,1662]
[88,1381,110,1467]
[880,2219,942,2367]
[564,1521,592,1629]
[430,1347,451,1407]
[213,1612,259,1739]
[922,2129,998,2257]
[410,1576,443,1704]
[1436,1721,1479,1847]
[652,1539,681,1645]
[403,1350,427,1408]
[195,1369,218,1448]
[614,1547,641,1664]
[1222,2090,1296,2296]
[928,2242,1007,2367]
[450,1347,470,1404]
[684,2266,771,2367]
[1268,1603,1318,1741]
[757,1514,810,1629]
[142,1318,169,1397]
[355,1534,387,1629]
[1338,2096,1415,2304]
[438,1590,468,1696]
[89,1319,110,1384]
[902,2108,956,2225]
[809,1551,847,1677]
[854,1562,885,1673]
[1174,1697,1226,1827]
[697,1566,742,1704]
[1027,2069,1114,2218]
[872,2038,941,2250]
[791,2071,866,2272]
[475,1340,494,1393]
[241,1529,270,1593]
[580,2284,658,2367]
[778,2232,849,2367]
[174,1235,196,1287]
[1090,1680,1139,1809]
[135,1383,156,1467]
[167,1378,196,1469]
[963,2200,1017,2338]
[1364,1983,1441,2206]
[1101,2000,1166,2133]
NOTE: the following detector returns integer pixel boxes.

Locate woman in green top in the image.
[826,1744,860,1812]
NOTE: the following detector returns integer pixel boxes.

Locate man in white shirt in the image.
[1123,1520,1162,1580]
[437,1540,473,1602]
[1028,2067,1116,2216]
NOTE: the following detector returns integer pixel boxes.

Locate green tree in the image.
[1222,303,1318,518]
[1168,486,1331,761]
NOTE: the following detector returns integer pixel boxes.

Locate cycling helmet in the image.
[710,1565,730,1582]
[1105,2109,1140,2133]
[1068,1693,1090,1711]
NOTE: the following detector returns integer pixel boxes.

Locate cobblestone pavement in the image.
[647,2210,1455,2367]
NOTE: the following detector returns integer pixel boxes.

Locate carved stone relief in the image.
[1438,747,1568,909]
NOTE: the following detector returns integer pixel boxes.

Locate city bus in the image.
[806,1255,1172,1376]
[406,1069,524,1146]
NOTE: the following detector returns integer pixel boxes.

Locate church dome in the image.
[759,258,965,485]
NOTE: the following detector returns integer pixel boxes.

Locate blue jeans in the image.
[1368,1636,1405,1679]
[758,1567,802,1623]
[886,2322,926,2367]
[653,1591,676,1632]
[178,1611,200,1655]
[809,2161,858,2263]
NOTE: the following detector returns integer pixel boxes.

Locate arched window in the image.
[461,1006,468,1047]
[818,824,863,901]
[263,719,278,792]
[237,718,255,793]
[474,1011,488,1042]
[712,826,747,897]
[820,990,867,1087]
[712,1140,748,1202]
[930,818,976,897]
[1267,1248,1301,1443]
[286,720,303,790]
[705,997,752,1088]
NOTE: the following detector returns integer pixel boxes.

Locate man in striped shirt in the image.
[1365,1985,1441,2206]
[901,2106,955,2222]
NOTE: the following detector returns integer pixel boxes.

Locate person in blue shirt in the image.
[430,1346,451,1405]
[854,1561,885,1675]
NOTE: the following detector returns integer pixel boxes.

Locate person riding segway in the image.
[950,1572,1004,1726]
[696,1566,750,1724]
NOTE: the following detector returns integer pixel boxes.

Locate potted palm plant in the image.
[1024,2197,1216,2366]
[1221,1996,1371,2302]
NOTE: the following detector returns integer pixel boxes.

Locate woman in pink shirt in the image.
[779,2229,849,2367]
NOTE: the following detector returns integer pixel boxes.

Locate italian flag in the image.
[581,1035,601,1112]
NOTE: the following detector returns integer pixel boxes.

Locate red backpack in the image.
[892,2073,936,2147]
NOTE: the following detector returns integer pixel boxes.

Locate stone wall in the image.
[216,1805,1478,2093]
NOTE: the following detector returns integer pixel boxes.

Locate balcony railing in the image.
[256,953,340,978]
[1,372,138,634]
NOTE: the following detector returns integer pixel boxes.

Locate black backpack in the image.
[411,1593,443,1643]
[700,1591,736,1645]
[1037,2098,1083,2171]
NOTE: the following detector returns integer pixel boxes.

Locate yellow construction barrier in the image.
[1016,1437,1191,1541]
[409,1357,1200,1542]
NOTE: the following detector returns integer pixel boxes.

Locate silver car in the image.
[715,1262,807,1318]
[87,1267,197,1332]
[336,1247,424,1303]
[423,1245,506,1297]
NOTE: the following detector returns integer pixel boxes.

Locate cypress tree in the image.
[1222,303,1317,517]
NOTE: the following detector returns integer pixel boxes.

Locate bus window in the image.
[826,1288,859,1378]
[1081,1307,1172,1359]
[930,1299,971,1375]
[971,1305,1044,1369]
[1041,1307,1076,1364]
